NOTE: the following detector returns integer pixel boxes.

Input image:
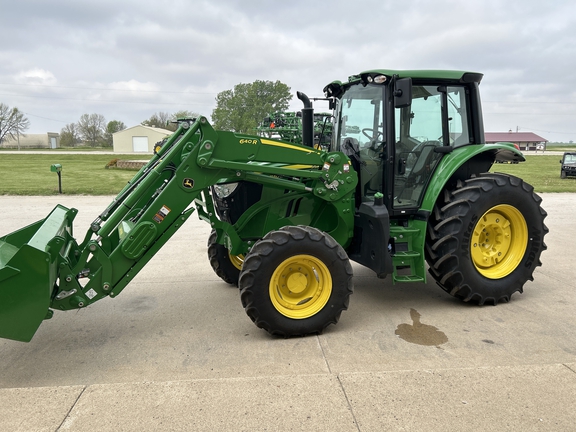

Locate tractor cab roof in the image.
[324,69,483,99]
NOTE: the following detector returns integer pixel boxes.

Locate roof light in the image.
[373,75,387,84]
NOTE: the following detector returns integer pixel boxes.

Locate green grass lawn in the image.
[490,155,576,193]
[0,153,573,195]
[0,154,151,195]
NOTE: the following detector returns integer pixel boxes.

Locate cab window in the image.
[393,85,471,209]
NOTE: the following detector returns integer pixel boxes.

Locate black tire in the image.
[561,170,567,179]
[207,230,243,286]
[425,173,548,305]
[239,226,353,337]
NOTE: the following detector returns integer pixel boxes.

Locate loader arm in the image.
[0,117,357,342]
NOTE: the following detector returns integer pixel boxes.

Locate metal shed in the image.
[112,125,172,153]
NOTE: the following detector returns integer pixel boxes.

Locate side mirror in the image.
[394,78,412,108]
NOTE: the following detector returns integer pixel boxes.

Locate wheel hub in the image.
[286,272,308,294]
[270,255,332,319]
[470,204,528,279]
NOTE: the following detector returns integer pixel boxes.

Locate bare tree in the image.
[141,112,171,129]
[0,103,30,145]
[172,110,199,121]
[77,113,106,147]
[60,123,80,147]
[142,110,200,132]
[165,110,200,131]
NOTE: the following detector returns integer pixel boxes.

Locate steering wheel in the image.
[362,128,384,141]
[361,128,385,153]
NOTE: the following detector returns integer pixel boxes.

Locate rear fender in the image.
[420,144,524,212]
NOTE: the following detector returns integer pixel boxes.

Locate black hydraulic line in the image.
[129,163,177,223]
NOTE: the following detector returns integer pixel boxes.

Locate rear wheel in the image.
[239,226,353,336]
[426,173,548,305]
[207,230,243,286]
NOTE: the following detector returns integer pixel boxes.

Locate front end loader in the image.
[0,114,357,341]
[0,70,548,342]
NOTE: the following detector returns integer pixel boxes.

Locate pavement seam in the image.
[336,375,362,432]
[562,363,576,374]
[55,385,87,432]
[316,335,332,374]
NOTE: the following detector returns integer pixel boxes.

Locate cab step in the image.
[393,274,425,283]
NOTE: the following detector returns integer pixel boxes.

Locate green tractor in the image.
[0,69,547,342]
[257,110,333,149]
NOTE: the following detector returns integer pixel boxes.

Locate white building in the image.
[112,125,173,153]
[1,132,60,149]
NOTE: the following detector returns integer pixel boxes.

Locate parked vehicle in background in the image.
[560,152,576,178]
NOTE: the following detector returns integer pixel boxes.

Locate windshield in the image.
[336,84,385,150]
[564,154,576,164]
[335,84,385,200]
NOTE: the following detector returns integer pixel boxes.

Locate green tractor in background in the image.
[257,110,333,150]
[0,69,547,342]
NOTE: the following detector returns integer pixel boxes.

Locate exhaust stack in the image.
[297,91,314,148]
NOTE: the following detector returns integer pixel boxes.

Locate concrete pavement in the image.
[0,193,575,431]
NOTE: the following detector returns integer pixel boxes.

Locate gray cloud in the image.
[1,0,576,141]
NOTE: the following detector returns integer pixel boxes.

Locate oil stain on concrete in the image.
[395,308,448,346]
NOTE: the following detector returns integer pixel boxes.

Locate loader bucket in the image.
[0,205,77,342]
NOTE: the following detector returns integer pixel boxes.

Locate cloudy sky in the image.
[1,0,575,142]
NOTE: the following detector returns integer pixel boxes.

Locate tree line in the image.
[0,79,292,147]
[59,109,198,147]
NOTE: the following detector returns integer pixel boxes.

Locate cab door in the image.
[392,84,472,211]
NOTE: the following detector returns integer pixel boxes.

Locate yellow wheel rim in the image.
[470,204,528,279]
[269,254,332,319]
[228,252,245,270]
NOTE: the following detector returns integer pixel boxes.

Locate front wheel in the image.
[207,230,244,286]
[239,226,353,336]
[426,173,548,305]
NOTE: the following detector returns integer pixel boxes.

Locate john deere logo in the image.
[182,178,194,189]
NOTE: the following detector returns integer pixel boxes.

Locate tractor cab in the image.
[327,70,484,216]
[325,70,486,278]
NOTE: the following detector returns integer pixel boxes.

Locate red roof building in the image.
[485,131,548,151]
